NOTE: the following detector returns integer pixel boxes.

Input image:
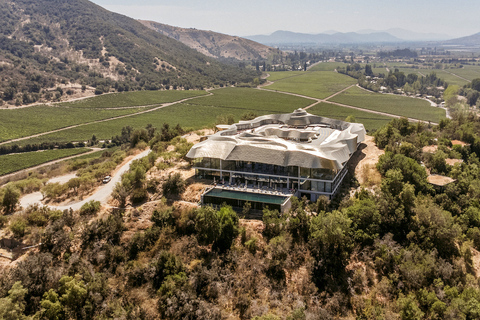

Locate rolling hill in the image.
[442,32,480,46]
[0,0,257,106]
[140,20,283,61]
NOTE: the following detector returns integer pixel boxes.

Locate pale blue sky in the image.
[90,0,478,38]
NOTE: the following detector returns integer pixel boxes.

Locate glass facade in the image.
[194,158,337,180]
[194,157,343,199]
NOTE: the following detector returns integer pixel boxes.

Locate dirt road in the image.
[259,75,439,125]
[20,149,151,211]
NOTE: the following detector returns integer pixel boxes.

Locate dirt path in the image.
[0,93,212,146]
[353,135,384,186]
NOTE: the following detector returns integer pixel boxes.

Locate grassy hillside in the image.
[0,0,257,106]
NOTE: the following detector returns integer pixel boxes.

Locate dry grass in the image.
[358,163,382,187]
[181,183,207,203]
[422,145,438,153]
[352,135,384,187]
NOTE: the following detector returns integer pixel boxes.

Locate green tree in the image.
[130,129,149,148]
[377,152,430,193]
[444,85,459,107]
[398,293,424,320]
[79,200,101,216]
[40,289,64,320]
[151,251,184,290]
[10,217,27,238]
[67,178,81,193]
[365,64,373,76]
[0,281,28,320]
[409,197,461,258]
[2,185,20,213]
[162,172,185,196]
[58,275,87,318]
[471,78,480,91]
[195,206,220,245]
[263,209,286,241]
[112,183,128,207]
[309,210,353,290]
[215,205,239,252]
[345,115,356,123]
[344,198,381,246]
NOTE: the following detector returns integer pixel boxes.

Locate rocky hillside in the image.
[0,0,257,106]
[140,20,283,61]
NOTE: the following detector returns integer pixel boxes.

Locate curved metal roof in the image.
[187,109,366,171]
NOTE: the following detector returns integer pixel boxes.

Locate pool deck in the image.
[204,184,293,205]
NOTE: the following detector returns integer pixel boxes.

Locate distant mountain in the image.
[357,28,451,41]
[442,32,480,46]
[0,0,256,106]
[140,21,283,61]
[246,30,401,45]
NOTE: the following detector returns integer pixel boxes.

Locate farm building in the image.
[186,109,366,212]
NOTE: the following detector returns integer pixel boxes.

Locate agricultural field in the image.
[429,70,470,86]
[0,148,90,176]
[372,66,389,75]
[0,91,208,143]
[266,71,305,81]
[5,88,315,146]
[71,147,117,161]
[58,90,206,109]
[0,105,154,143]
[308,102,394,132]
[265,71,357,99]
[308,62,352,72]
[329,86,446,123]
[444,68,480,81]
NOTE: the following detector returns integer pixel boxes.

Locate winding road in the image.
[20,149,151,211]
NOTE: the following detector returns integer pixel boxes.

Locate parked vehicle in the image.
[102,176,111,184]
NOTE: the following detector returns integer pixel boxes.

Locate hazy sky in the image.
[90,0,478,38]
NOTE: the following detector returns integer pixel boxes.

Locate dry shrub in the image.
[359,163,381,187]
[182,183,206,203]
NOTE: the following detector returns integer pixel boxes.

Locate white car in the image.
[102,176,111,184]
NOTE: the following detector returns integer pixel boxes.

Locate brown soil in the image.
[452,140,469,147]
[184,129,214,144]
[353,135,384,186]
[446,158,463,166]
[422,145,438,153]
[471,247,480,278]
[427,174,455,186]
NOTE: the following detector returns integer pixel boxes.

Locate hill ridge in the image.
[139,20,283,61]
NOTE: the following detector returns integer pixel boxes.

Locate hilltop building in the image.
[186,109,366,212]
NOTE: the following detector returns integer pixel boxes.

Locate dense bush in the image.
[79,200,101,216]
[162,172,186,196]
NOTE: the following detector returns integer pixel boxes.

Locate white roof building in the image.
[187,109,366,209]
